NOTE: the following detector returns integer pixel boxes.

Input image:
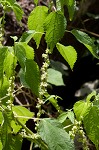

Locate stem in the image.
[16,117,34,136]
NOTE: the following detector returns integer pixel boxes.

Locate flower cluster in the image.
[70,120,89,150]
[6,76,15,109]
[39,48,50,99]
[36,48,50,118]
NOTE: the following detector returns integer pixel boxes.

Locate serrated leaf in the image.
[44,11,66,50]
[71,29,99,59]
[28,6,48,47]
[25,59,40,96]
[12,106,34,125]
[15,43,26,68]
[15,42,34,69]
[47,68,65,86]
[0,47,7,81]
[73,100,91,121]
[56,43,77,70]
[38,118,75,150]
[4,50,17,78]
[12,3,24,21]
[83,105,99,149]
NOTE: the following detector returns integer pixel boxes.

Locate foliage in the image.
[0,0,99,150]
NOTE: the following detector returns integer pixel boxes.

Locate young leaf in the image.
[0,47,7,80]
[28,6,48,47]
[12,106,34,125]
[25,59,40,97]
[56,43,77,70]
[44,11,66,50]
[71,29,99,59]
[73,100,91,121]
[83,105,99,149]
[38,118,75,150]
[47,68,65,86]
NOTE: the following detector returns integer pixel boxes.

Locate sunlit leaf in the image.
[71,29,99,59]
[56,43,77,70]
[44,11,66,50]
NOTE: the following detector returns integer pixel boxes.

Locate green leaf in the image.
[60,0,75,20]
[15,43,26,68]
[20,42,34,60]
[2,134,22,150]
[25,59,40,96]
[0,112,3,125]
[15,42,34,69]
[46,95,61,111]
[19,69,30,88]
[0,47,7,80]
[0,76,9,105]
[56,43,77,70]
[28,6,48,47]
[86,91,96,102]
[12,3,24,21]
[12,106,34,125]
[0,140,3,150]
[71,29,99,59]
[58,112,68,123]
[1,109,14,149]
[33,32,44,48]
[58,111,74,124]
[44,11,66,50]
[47,68,65,86]
[19,30,35,43]
[28,6,48,31]
[34,0,38,5]
[73,100,91,121]
[6,0,16,5]
[67,111,74,124]
[83,105,99,149]
[38,118,75,150]
[4,50,17,78]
